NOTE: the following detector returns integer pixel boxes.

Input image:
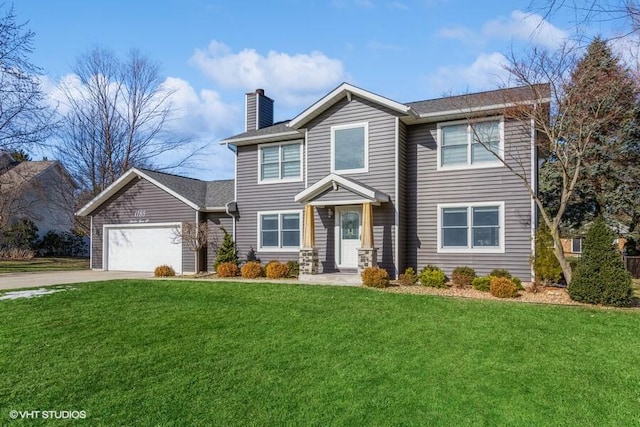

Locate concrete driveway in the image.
[0,270,153,290]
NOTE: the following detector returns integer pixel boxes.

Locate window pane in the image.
[443,208,467,227]
[443,228,467,247]
[282,231,300,247]
[472,207,499,226]
[282,161,300,178]
[261,146,280,180]
[572,238,582,253]
[261,214,279,247]
[442,145,468,165]
[335,127,365,171]
[341,211,360,240]
[473,227,499,247]
[442,125,467,146]
[471,141,498,163]
[261,215,278,231]
[473,121,499,144]
[282,213,299,231]
[262,231,278,247]
[281,144,299,162]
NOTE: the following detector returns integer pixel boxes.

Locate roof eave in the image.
[220,130,302,146]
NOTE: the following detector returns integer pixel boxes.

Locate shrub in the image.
[451,266,476,288]
[241,261,263,279]
[213,227,238,270]
[569,216,633,307]
[216,262,239,278]
[531,224,562,285]
[490,276,518,298]
[419,266,447,288]
[37,229,87,257]
[3,218,39,250]
[246,247,261,263]
[472,276,492,292]
[512,276,524,290]
[489,268,511,278]
[397,267,418,286]
[266,261,289,279]
[154,265,176,277]
[362,266,390,288]
[0,248,35,260]
[286,260,299,278]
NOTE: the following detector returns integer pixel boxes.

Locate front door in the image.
[336,206,361,268]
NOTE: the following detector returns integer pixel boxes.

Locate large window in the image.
[258,211,301,250]
[259,142,302,183]
[438,202,505,253]
[438,118,503,169]
[331,122,368,174]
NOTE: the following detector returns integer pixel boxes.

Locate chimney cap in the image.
[246,88,265,96]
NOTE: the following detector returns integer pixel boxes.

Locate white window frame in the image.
[436,201,505,253]
[330,122,369,174]
[256,210,303,252]
[572,238,582,254]
[437,117,504,171]
[257,141,303,184]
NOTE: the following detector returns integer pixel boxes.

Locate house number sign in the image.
[133,210,146,218]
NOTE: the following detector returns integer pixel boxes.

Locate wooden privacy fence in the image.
[624,256,640,279]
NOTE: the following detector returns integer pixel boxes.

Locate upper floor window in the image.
[437,118,503,170]
[331,122,368,174]
[259,142,302,183]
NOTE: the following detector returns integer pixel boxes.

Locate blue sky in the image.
[12,0,629,180]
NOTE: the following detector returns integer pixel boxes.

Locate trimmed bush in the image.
[472,276,492,292]
[266,261,289,279]
[419,266,447,288]
[286,260,299,278]
[397,267,418,286]
[488,268,523,290]
[362,266,390,288]
[569,216,633,307]
[216,262,239,278]
[531,225,562,285]
[154,265,176,277]
[214,227,238,270]
[451,266,476,288]
[512,276,524,290]
[241,261,263,279]
[490,276,518,298]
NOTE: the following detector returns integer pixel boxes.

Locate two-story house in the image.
[78,82,549,281]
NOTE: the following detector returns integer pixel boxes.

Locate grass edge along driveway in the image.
[1,279,639,426]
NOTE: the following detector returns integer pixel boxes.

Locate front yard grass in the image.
[1,280,639,426]
[0,257,89,273]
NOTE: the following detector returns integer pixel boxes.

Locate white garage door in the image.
[106,225,182,273]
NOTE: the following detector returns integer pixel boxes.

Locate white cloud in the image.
[190,40,346,107]
[426,52,510,96]
[482,10,568,49]
[437,26,481,45]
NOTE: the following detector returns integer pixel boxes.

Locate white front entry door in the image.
[336,206,361,268]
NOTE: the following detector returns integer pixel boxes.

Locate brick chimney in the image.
[245,89,274,131]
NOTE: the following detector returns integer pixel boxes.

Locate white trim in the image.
[294,173,390,204]
[244,93,249,132]
[330,122,369,174]
[255,93,259,130]
[394,117,400,278]
[530,117,537,281]
[257,141,303,184]
[436,201,506,254]
[256,209,303,252]
[220,130,302,146]
[308,198,381,207]
[415,98,552,121]
[288,83,414,129]
[102,222,183,273]
[76,168,200,216]
[89,216,93,269]
[304,129,308,189]
[436,116,505,171]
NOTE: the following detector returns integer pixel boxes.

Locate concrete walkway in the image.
[0,270,152,290]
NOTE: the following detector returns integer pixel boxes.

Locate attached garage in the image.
[77,168,235,274]
[105,224,182,273]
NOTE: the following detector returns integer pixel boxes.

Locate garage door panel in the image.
[106,225,182,273]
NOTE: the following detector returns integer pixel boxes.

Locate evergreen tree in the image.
[213,227,238,269]
[569,216,633,306]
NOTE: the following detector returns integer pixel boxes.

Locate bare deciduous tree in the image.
[172,221,208,272]
[56,47,190,196]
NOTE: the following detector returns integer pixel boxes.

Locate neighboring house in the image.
[79,82,549,280]
[561,236,627,258]
[0,152,75,239]
[76,168,235,274]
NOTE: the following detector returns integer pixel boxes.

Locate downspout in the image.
[195,210,200,274]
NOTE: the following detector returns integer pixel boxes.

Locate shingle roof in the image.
[139,169,234,208]
[0,161,58,191]
[222,121,302,143]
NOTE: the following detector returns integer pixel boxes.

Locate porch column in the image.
[358,202,378,273]
[299,204,318,275]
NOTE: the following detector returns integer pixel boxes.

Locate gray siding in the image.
[406,118,533,279]
[258,96,274,129]
[246,93,257,131]
[234,142,306,263]
[302,95,402,276]
[397,119,408,274]
[91,178,197,272]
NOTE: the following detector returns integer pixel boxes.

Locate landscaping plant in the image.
[568,216,633,307]
[397,267,418,286]
[531,225,562,285]
[451,266,476,288]
[154,265,176,277]
[419,265,447,288]
[216,262,239,278]
[241,261,263,279]
[472,276,492,292]
[490,276,519,298]
[361,266,390,288]
[266,261,289,279]
[213,227,239,270]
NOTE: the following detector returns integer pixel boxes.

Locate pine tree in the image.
[569,216,633,306]
[213,227,238,269]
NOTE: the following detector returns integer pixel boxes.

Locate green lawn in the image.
[1,280,639,426]
[0,257,89,273]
